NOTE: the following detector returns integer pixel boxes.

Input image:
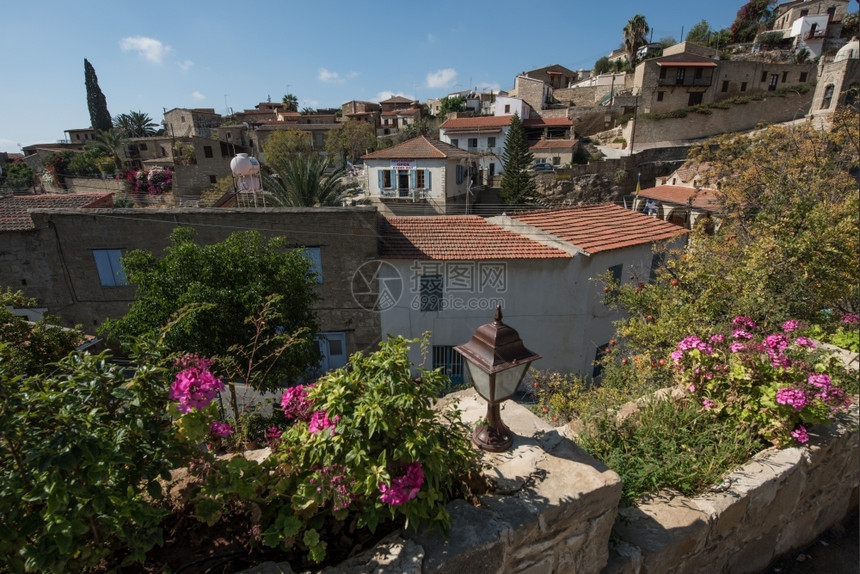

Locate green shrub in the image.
[578,393,761,505]
[0,342,191,573]
[180,336,479,565]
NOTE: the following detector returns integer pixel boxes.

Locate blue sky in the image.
[0,1,743,153]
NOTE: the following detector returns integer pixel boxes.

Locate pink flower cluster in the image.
[782,319,802,333]
[842,313,859,325]
[169,355,224,414]
[379,462,424,506]
[733,316,756,330]
[210,421,234,438]
[281,384,314,420]
[265,426,283,445]
[671,336,714,362]
[309,411,340,435]
[776,387,808,411]
[791,425,809,444]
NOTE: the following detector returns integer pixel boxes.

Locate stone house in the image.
[163,108,222,139]
[521,64,580,90]
[633,42,817,114]
[361,136,476,216]
[0,202,382,372]
[342,100,382,131]
[631,185,721,230]
[811,36,859,116]
[377,203,687,379]
[771,0,851,39]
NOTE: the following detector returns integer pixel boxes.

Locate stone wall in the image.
[623,89,815,148]
[4,207,382,357]
[252,392,858,574]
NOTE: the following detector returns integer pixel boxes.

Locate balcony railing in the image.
[657,77,713,87]
[379,188,427,201]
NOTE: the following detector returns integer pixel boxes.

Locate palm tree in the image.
[282,94,299,112]
[623,14,650,67]
[89,129,129,170]
[113,111,158,137]
[263,155,354,207]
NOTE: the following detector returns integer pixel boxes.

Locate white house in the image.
[377,204,688,382]
[361,136,476,216]
[438,116,513,181]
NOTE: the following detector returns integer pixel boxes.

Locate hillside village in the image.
[0,0,857,380]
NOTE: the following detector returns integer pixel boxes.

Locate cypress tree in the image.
[499,113,536,206]
[84,59,112,132]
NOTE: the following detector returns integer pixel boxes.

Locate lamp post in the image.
[454,307,541,452]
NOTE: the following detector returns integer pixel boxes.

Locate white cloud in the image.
[119,36,172,63]
[177,59,194,72]
[476,81,502,92]
[427,33,437,43]
[191,91,206,101]
[303,99,320,109]
[347,71,359,79]
[319,68,344,84]
[426,68,457,89]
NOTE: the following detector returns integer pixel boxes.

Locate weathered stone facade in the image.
[2,207,382,357]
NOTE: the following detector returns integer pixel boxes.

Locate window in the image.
[209,175,217,184]
[468,138,478,149]
[381,170,392,188]
[416,169,425,189]
[761,71,768,82]
[180,115,186,123]
[420,275,443,312]
[249,138,254,148]
[741,81,748,92]
[304,246,323,283]
[593,344,609,378]
[688,92,703,106]
[821,84,835,109]
[451,138,459,148]
[695,67,703,79]
[504,104,510,113]
[722,80,729,92]
[433,345,466,387]
[608,264,623,285]
[313,332,348,374]
[657,91,664,102]
[827,6,836,16]
[160,146,167,156]
[649,252,666,282]
[384,118,389,125]
[782,72,788,83]
[675,68,686,84]
[93,249,128,287]
[659,66,667,79]
[799,72,808,83]
[76,134,81,140]
[800,9,808,16]
[769,74,778,91]
[203,145,213,158]
[552,156,560,165]
[487,137,496,148]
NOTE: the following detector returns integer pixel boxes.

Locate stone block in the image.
[726,526,779,574]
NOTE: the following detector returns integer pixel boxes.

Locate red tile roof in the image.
[523,117,573,127]
[439,116,513,130]
[381,107,421,117]
[0,193,114,231]
[512,203,687,255]
[637,186,720,211]
[362,136,472,160]
[380,216,571,260]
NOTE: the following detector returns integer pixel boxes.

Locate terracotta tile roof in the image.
[380,216,571,260]
[523,117,573,127]
[361,136,472,160]
[381,107,421,117]
[530,139,577,150]
[439,116,514,130]
[672,162,711,184]
[380,96,416,104]
[656,60,718,67]
[637,186,720,211]
[0,193,114,231]
[512,203,687,255]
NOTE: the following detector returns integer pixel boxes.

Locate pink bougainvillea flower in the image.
[781,319,802,333]
[776,387,808,411]
[210,421,234,438]
[379,462,425,506]
[281,384,314,420]
[169,355,224,414]
[791,425,809,444]
[308,410,339,435]
[732,316,756,331]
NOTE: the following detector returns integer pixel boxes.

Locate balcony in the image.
[380,188,427,202]
[657,76,714,87]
